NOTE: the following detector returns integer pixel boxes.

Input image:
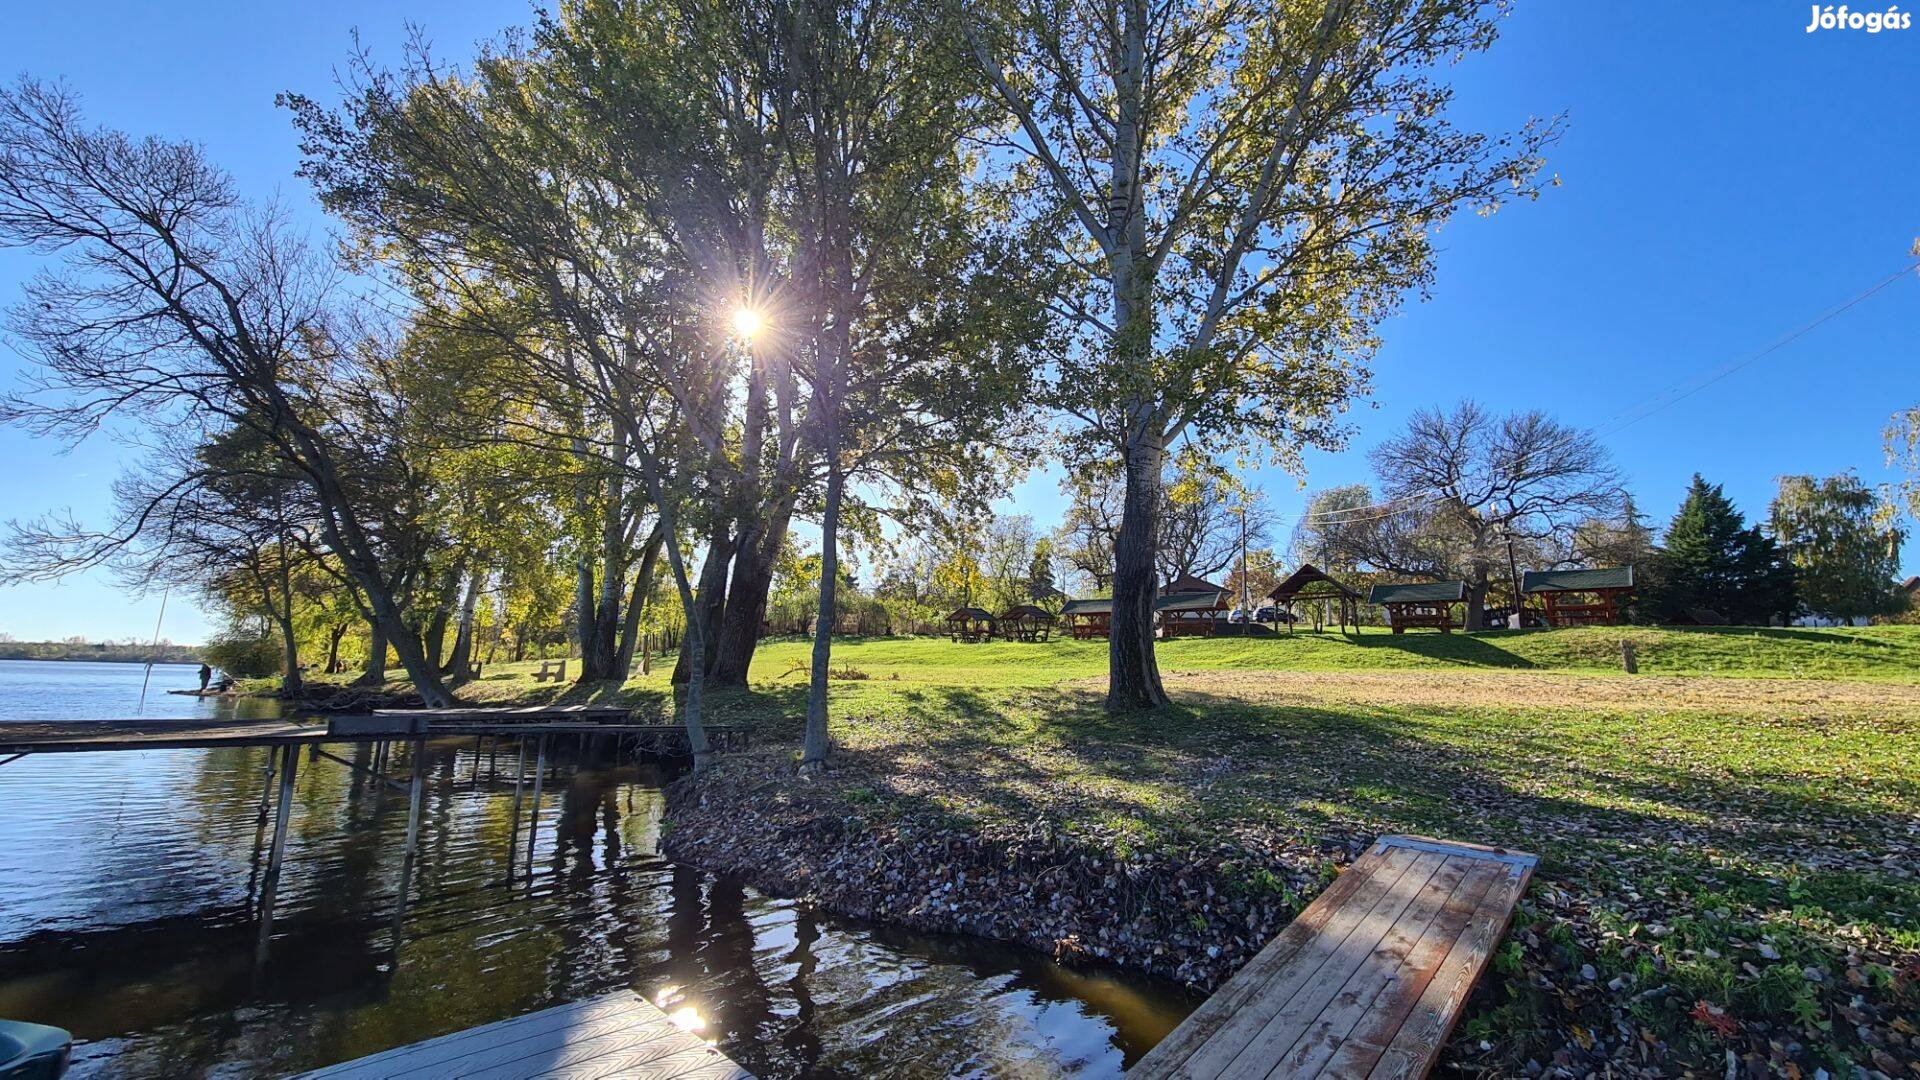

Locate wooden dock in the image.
[292,990,753,1079]
[0,716,749,755]
[1130,835,1537,1080]
[0,709,755,992]
[0,717,323,754]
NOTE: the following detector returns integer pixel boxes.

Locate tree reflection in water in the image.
[0,738,1195,1078]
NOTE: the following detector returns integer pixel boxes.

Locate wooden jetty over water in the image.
[0,706,749,975]
[1131,835,1536,1080]
[294,990,753,1080]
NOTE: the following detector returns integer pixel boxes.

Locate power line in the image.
[1274,258,1919,535]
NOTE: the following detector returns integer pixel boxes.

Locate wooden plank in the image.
[0,718,748,756]
[1235,854,1479,1078]
[1276,858,1503,1078]
[297,996,633,1077]
[293,990,751,1080]
[1364,855,1535,1080]
[375,705,631,722]
[1183,850,1448,1078]
[0,718,323,753]
[1130,843,1426,1078]
[393,1014,690,1079]
[1129,836,1536,1080]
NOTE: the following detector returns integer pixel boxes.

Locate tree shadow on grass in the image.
[1339,632,1539,668]
[760,680,1916,907]
[621,670,1916,921]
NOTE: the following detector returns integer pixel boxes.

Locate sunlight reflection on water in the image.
[0,660,1195,1078]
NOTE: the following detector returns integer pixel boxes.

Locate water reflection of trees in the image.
[9,739,1185,1078]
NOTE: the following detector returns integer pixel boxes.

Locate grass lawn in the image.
[734,623,1920,684]
[307,625,1920,1074]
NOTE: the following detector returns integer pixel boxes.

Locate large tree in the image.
[1310,402,1623,628]
[289,32,713,691]
[692,0,1046,771]
[1643,475,1797,626]
[1769,473,1904,624]
[0,79,458,704]
[968,0,1556,705]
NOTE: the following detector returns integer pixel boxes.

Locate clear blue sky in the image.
[1,1,1915,643]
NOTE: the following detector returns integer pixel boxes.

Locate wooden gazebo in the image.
[1367,581,1467,633]
[1060,597,1111,639]
[1156,585,1229,638]
[1267,564,1362,634]
[945,607,997,643]
[997,604,1057,642]
[1522,566,1635,627]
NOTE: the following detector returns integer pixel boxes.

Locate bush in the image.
[202,627,281,678]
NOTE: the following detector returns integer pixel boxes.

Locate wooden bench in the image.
[1131,835,1537,1080]
[533,659,568,683]
[294,989,752,1079]
[1385,606,1457,634]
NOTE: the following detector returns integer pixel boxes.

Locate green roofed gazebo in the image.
[945,607,997,643]
[1367,581,1467,634]
[1060,597,1112,639]
[1522,566,1635,627]
[1155,588,1229,638]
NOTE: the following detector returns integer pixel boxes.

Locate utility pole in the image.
[1505,533,1525,629]
[1237,503,1250,635]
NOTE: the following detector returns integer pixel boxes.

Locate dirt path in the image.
[1155,668,1920,719]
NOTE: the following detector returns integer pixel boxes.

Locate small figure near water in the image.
[198,663,212,693]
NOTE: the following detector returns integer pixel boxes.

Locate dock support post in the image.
[245,749,279,904]
[524,735,548,872]
[470,735,482,791]
[393,736,427,949]
[507,738,527,878]
[255,743,299,968]
[250,749,278,856]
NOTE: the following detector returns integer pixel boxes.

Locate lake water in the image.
[0,660,1195,1077]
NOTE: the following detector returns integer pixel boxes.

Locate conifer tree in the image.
[1647,476,1797,625]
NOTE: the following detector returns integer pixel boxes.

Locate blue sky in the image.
[2,1,1916,643]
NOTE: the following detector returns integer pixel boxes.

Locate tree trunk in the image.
[445,571,483,683]
[652,499,712,771]
[613,526,665,681]
[1464,576,1489,631]
[671,525,733,685]
[282,418,453,705]
[324,623,347,674]
[386,616,451,706]
[1100,0,1167,712]
[801,466,845,769]
[423,563,465,672]
[276,615,304,701]
[711,500,794,686]
[357,617,388,686]
[1108,433,1170,709]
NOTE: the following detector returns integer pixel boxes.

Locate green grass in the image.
[282,624,1920,1073]
[675,664,1916,1074]
[725,623,1920,684]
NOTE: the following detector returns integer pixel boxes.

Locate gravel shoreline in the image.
[662,749,1920,1079]
[661,756,1341,992]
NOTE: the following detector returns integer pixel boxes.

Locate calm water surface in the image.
[0,660,1196,1077]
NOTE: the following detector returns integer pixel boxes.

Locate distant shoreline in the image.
[0,648,203,665]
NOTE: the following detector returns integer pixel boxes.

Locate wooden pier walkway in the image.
[0,715,749,755]
[1130,835,1536,1080]
[292,990,753,1079]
